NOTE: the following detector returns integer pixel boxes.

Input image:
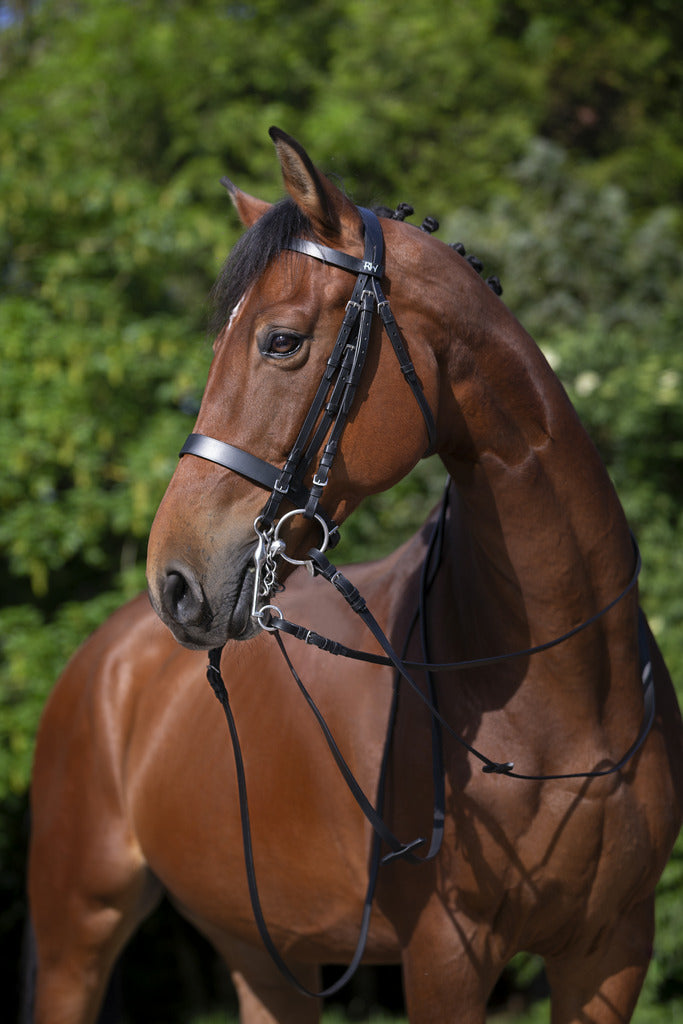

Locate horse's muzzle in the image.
[149,552,259,649]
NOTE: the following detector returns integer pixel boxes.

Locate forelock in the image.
[209,199,313,336]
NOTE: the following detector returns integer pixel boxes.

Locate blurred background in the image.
[1,0,682,1020]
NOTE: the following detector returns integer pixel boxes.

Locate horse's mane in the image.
[209,198,312,335]
[209,197,502,336]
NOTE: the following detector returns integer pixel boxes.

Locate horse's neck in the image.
[436,309,636,673]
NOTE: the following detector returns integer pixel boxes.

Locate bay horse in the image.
[28,128,683,1024]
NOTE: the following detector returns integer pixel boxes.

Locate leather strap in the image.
[288,541,655,783]
[203,486,450,996]
[179,434,313,510]
[373,276,437,455]
[272,532,643,674]
[287,237,383,278]
[206,646,386,999]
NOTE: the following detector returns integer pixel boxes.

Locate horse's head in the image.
[147,128,444,649]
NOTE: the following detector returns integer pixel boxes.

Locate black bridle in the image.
[179,205,655,999]
[181,206,436,541]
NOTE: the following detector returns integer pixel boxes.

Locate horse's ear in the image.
[268,126,361,241]
[220,177,272,228]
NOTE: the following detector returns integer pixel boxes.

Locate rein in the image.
[182,205,655,998]
[269,527,655,783]
[206,484,448,999]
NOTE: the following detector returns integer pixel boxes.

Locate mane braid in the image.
[209,199,313,335]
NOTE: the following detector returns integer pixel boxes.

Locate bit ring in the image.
[273,509,330,566]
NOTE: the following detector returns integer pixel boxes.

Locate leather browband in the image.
[286,237,384,278]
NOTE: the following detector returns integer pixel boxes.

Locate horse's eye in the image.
[263,331,303,358]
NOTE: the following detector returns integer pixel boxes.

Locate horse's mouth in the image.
[151,546,265,650]
[203,549,265,647]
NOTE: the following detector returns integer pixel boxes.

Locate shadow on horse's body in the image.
[28,130,683,1023]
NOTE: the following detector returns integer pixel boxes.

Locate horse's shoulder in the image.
[37,595,177,752]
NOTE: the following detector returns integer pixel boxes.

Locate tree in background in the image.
[1,0,682,1018]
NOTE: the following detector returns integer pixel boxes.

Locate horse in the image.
[28,127,683,1024]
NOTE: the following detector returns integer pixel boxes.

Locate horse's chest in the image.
[436,777,630,942]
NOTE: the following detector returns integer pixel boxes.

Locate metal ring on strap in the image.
[256,604,284,631]
[273,509,330,565]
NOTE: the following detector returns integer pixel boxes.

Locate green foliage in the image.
[0,301,205,594]
[303,0,542,210]
[497,1,683,207]
[1,0,682,1018]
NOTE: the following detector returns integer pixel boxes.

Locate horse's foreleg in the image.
[29,851,161,1024]
[214,940,321,1024]
[231,965,321,1024]
[399,901,501,1024]
[28,749,162,1024]
[545,896,654,1024]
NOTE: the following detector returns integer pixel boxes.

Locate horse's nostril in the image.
[164,569,188,607]
[162,568,207,627]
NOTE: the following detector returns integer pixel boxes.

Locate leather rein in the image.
[180,206,655,998]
